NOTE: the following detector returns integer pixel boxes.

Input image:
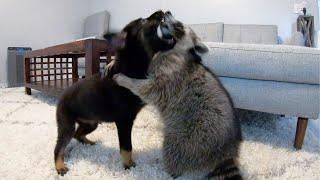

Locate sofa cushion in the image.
[203,42,320,85]
[223,24,278,44]
[188,23,223,42]
[220,77,320,119]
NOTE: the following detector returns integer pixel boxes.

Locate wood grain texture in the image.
[294,117,308,150]
[85,39,100,77]
[24,58,31,95]
[24,39,113,97]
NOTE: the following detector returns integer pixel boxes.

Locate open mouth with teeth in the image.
[157,24,175,45]
[156,11,177,46]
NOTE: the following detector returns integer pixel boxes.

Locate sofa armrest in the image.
[203,42,320,84]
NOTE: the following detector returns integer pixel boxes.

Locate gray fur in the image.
[114,27,242,178]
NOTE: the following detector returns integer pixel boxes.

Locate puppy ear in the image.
[194,41,208,55]
[103,31,127,49]
[148,10,164,21]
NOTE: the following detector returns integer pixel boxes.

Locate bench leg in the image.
[72,56,79,83]
[25,87,31,95]
[85,40,100,77]
[24,57,31,95]
[294,117,308,150]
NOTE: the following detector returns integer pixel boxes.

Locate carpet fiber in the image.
[0,88,319,179]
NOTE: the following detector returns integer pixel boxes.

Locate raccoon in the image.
[112,11,242,179]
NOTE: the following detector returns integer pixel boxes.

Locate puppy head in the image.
[104,10,176,57]
[103,10,180,79]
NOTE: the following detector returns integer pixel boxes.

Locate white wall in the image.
[89,0,164,32]
[1,0,318,86]
[318,0,320,46]
[89,0,319,43]
[0,0,91,86]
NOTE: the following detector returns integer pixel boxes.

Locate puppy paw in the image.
[56,165,69,176]
[124,161,136,170]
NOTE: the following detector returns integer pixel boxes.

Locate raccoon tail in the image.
[206,158,242,180]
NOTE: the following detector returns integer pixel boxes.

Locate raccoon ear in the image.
[103,32,127,49]
[194,41,208,55]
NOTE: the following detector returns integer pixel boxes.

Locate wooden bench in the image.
[24,39,114,97]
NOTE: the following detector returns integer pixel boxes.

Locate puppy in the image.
[54,10,176,176]
[113,11,242,179]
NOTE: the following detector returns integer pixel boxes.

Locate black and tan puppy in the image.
[54,10,176,176]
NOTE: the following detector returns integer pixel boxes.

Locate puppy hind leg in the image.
[74,122,98,145]
[54,115,75,176]
[115,119,135,169]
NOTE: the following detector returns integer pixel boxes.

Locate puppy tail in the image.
[206,158,242,180]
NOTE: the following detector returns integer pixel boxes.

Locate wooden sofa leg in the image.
[294,117,308,150]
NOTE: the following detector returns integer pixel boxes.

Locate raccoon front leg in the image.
[162,138,185,178]
[104,59,119,78]
[113,73,151,98]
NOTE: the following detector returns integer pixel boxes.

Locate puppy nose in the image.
[164,11,176,23]
[165,11,172,16]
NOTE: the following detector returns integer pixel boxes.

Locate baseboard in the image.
[309,120,320,143]
[0,83,7,88]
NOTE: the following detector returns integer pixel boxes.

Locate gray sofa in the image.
[188,23,320,149]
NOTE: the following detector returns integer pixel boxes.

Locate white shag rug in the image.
[0,88,319,180]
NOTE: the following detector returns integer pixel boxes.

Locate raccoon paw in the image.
[113,73,131,88]
[170,173,181,179]
[104,59,117,78]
